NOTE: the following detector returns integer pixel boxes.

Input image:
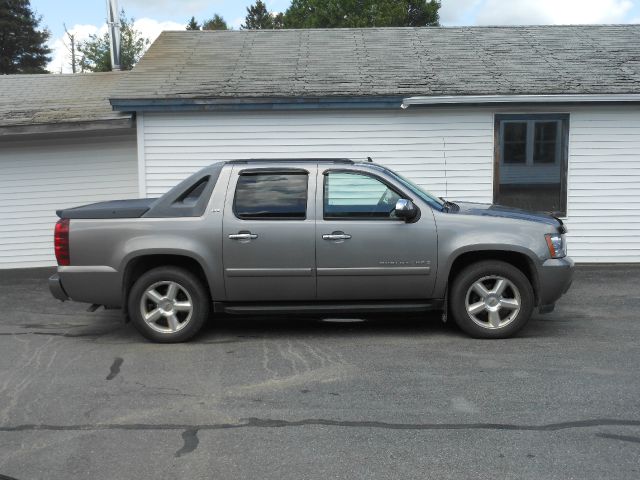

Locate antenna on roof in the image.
[106,0,122,71]
[367,156,373,163]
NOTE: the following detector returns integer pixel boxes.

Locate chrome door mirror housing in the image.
[394,198,418,221]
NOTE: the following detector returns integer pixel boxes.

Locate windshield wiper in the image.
[439,197,458,212]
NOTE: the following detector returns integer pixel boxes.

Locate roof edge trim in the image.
[0,117,134,137]
[401,94,640,108]
[110,96,404,112]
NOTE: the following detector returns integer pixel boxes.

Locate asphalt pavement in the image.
[0,266,639,479]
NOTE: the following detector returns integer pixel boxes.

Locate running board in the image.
[214,300,444,315]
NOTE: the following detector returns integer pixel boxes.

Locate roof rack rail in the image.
[227,158,354,164]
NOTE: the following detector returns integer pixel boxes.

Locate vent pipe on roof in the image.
[106,0,122,71]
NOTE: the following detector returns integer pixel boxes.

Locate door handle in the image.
[322,233,352,241]
[229,232,258,240]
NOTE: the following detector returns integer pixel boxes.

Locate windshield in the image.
[367,164,446,210]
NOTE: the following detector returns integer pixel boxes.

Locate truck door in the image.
[222,164,317,301]
[315,167,437,300]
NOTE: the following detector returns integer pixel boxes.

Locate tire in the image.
[449,260,534,339]
[128,266,210,343]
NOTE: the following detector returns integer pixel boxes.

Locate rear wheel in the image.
[449,260,534,339]
[128,266,209,343]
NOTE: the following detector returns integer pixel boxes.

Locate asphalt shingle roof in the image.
[111,25,640,101]
[0,71,130,128]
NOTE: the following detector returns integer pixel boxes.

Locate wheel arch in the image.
[444,249,540,306]
[121,252,212,316]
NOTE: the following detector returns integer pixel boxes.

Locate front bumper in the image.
[537,256,575,311]
[49,273,69,301]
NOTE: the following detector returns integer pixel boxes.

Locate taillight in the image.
[54,219,70,266]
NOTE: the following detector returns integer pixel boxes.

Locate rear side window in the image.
[234,173,308,220]
[176,176,209,206]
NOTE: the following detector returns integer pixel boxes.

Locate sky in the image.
[30,0,640,73]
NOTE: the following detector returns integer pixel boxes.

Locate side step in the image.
[214,300,444,315]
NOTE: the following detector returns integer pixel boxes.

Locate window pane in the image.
[324,172,402,219]
[502,122,527,164]
[495,116,567,215]
[234,173,307,219]
[533,121,558,164]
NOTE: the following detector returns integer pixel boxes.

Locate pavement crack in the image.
[1,418,639,433]
[596,432,640,444]
[0,331,107,338]
[106,357,123,381]
[175,428,199,457]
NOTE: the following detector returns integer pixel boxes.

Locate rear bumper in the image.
[49,266,122,306]
[48,273,69,301]
[537,256,575,311]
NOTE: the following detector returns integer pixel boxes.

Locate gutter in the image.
[110,96,404,112]
[401,94,640,108]
[0,118,134,139]
[109,93,640,113]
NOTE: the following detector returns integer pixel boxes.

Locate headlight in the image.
[545,233,567,258]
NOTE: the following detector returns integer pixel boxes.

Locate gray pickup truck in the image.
[49,159,574,342]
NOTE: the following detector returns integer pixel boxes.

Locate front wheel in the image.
[128,266,210,343]
[449,260,534,339]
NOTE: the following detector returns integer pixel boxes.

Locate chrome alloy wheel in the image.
[464,275,521,330]
[139,281,193,334]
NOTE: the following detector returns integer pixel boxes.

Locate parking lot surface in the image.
[0,266,639,479]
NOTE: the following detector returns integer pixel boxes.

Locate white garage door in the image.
[0,133,138,269]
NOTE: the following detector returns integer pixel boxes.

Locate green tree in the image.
[407,0,440,26]
[77,10,149,72]
[202,14,228,30]
[242,0,281,29]
[186,16,200,30]
[283,0,440,28]
[0,0,51,74]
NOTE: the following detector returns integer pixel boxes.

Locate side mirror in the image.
[394,198,418,221]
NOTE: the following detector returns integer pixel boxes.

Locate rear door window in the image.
[233,172,308,220]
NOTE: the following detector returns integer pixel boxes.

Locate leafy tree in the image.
[407,0,440,26]
[242,0,281,29]
[186,16,200,30]
[202,14,228,30]
[283,0,440,28]
[273,12,285,29]
[77,10,149,72]
[0,0,51,74]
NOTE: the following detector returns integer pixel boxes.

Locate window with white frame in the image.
[495,114,569,216]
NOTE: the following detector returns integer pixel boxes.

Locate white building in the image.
[0,73,137,269]
[1,25,639,268]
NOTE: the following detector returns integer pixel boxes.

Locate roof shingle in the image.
[111,25,640,101]
[0,71,129,128]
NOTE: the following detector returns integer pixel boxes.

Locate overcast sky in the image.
[31,0,640,73]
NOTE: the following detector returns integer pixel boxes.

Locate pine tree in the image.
[186,16,200,30]
[202,14,228,30]
[0,0,51,74]
[242,0,281,30]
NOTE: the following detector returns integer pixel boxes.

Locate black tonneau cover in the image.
[56,198,158,219]
[55,162,225,220]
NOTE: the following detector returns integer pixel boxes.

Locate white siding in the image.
[0,134,138,269]
[141,110,495,202]
[567,107,640,262]
[141,107,640,263]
